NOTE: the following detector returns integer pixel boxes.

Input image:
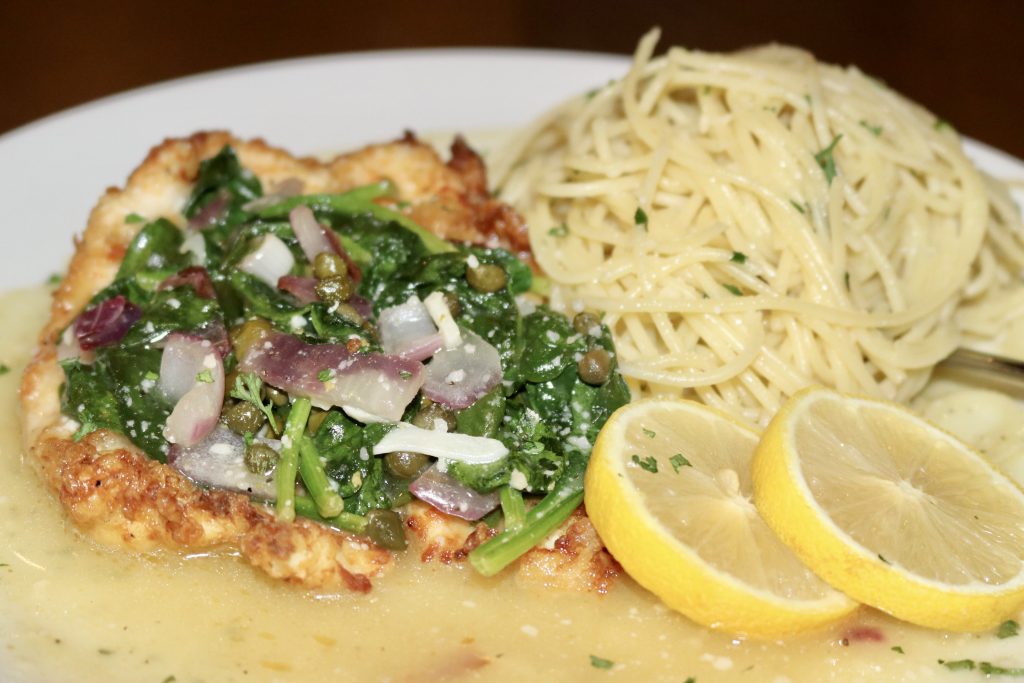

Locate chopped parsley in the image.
[998,620,1020,639]
[195,369,214,384]
[844,272,851,290]
[98,648,114,655]
[939,659,976,671]
[634,207,649,229]
[230,372,278,431]
[980,662,1024,676]
[642,428,656,438]
[631,454,658,473]
[790,199,806,214]
[891,646,904,654]
[317,369,333,383]
[669,453,692,473]
[730,251,747,264]
[46,272,63,286]
[589,655,614,670]
[399,370,413,380]
[0,364,9,376]
[859,120,883,136]
[939,659,1024,676]
[144,370,159,381]
[124,212,146,224]
[934,119,953,131]
[723,284,743,296]
[814,134,843,185]
[877,553,890,564]
[548,224,569,238]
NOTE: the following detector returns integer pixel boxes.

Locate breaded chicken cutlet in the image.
[19,132,620,593]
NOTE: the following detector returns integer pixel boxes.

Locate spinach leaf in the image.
[520,308,583,383]
[116,219,189,280]
[182,146,262,220]
[61,359,124,438]
[225,270,307,328]
[315,412,401,514]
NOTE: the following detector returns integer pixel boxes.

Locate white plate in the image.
[4,49,1023,291]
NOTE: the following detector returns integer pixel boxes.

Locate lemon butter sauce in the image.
[1,286,1022,682]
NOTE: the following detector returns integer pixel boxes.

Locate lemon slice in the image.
[584,398,857,637]
[752,386,1024,631]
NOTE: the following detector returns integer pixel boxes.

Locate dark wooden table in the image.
[2,0,1022,158]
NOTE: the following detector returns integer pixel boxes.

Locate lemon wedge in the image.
[752,386,1024,632]
[584,398,857,637]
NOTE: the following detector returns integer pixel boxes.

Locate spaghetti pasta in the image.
[492,29,1024,424]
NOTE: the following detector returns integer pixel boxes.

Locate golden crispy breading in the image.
[516,506,622,594]
[19,131,614,593]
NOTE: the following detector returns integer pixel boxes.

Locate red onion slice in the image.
[409,466,500,521]
[289,205,362,283]
[158,266,217,299]
[238,329,424,421]
[188,193,230,229]
[160,333,225,447]
[422,329,503,409]
[278,275,321,305]
[289,205,335,263]
[238,233,295,287]
[74,295,142,351]
[378,296,443,361]
[168,425,278,499]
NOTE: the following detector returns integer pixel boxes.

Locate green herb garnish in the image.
[590,655,614,670]
[814,134,843,185]
[634,207,648,229]
[859,120,883,136]
[723,284,743,296]
[790,199,806,214]
[998,620,1020,639]
[548,224,569,238]
[230,372,278,432]
[730,251,747,264]
[669,453,692,473]
[0,364,9,376]
[631,455,658,473]
[891,646,904,654]
[124,212,146,224]
[939,659,975,671]
[195,369,214,384]
[643,428,656,438]
[317,369,333,383]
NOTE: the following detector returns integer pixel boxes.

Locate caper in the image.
[231,317,272,359]
[224,400,266,435]
[332,302,367,328]
[315,273,354,304]
[365,509,407,550]
[577,347,611,385]
[262,385,289,407]
[572,311,602,336]
[412,401,458,432]
[442,290,462,318]
[384,451,431,479]
[306,408,328,435]
[313,251,345,279]
[244,442,279,475]
[466,263,507,293]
